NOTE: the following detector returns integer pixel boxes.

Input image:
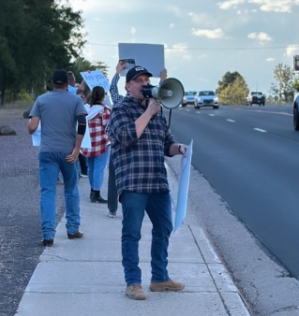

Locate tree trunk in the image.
[1,83,5,106]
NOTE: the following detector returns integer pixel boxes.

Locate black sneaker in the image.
[90,191,108,204]
[42,239,54,247]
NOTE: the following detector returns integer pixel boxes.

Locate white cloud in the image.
[131,27,136,35]
[196,54,208,60]
[248,0,299,13]
[166,6,185,18]
[81,47,95,62]
[217,0,299,12]
[192,28,224,39]
[266,57,275,62]
[285,45,299,57]
[68,0,146,13]
[167,43,188,53]
[165,43,191,61]
[169,23,175,29]
[188,12,218,28]
[237,9,257,14]
[217,0,246,10]
[248,32,272,42]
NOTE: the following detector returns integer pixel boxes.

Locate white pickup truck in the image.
[247,92,265,106]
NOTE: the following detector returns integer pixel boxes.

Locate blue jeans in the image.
[121,191,173,286]
[39,152,81,240]
[87,146,110,190]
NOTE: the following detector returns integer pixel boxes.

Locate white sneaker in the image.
[108,212,116,218]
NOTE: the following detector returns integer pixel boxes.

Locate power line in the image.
[85,42,299,51]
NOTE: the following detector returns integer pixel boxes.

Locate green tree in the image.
[268,83,280,103]
[219,77,249,105]
[216,71,244,95]
[272,63,294,102]
[0,0,85,105]
[216,71,249,105]
[293,77,299,92]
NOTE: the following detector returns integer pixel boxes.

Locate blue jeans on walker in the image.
[39,152,81,240]
[120,191,173,286]
[87,146,110,190]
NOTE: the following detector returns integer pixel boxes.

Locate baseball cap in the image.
[126,66,153,83]
[52,69,68,85]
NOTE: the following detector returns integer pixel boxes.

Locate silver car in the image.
[182,91,197,107]
[194,90,219,109]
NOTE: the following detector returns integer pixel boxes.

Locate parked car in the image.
[194,91,219,109]
[182,91,196,107]
[247,92,265,106]
[293,94,299,131]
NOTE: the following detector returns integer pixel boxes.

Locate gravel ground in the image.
[0,108,65,316]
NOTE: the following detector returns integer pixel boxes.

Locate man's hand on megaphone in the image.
[146,98,161,117]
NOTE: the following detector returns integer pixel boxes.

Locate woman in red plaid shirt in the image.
[81,86,111,203]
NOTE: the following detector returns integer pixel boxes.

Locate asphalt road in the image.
[168,104,299,279]
[2,105,299,316]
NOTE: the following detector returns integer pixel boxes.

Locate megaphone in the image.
[141,78,185,109]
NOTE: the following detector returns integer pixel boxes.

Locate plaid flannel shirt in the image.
[107,96,176,195]
[109,74,124,105]
[81,106,110,157]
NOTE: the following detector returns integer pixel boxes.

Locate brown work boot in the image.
[67,231,84,239]
[149,279,185,292]
[126,285,146,300]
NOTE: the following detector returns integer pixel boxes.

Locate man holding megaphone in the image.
[107,65,188,300]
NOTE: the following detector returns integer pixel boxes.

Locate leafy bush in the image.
[18,90,33,102]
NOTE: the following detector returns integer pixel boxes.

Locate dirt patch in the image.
[0,108,65,316]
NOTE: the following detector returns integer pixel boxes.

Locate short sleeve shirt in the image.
[30,90,87,153]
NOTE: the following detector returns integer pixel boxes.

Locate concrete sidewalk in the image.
[15,169,251,316]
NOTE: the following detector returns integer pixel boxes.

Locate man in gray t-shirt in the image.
[28,69,87,247]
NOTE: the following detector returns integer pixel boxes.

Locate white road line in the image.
[227,119,235,123]
[254,128,267,133]
[209,114,215,116]
[255,110,292,116]
[196,111,200,114]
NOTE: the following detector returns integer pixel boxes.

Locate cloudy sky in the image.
[68,0,299,95]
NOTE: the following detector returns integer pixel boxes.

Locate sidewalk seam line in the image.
[188,224,253,316]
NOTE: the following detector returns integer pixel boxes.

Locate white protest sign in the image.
[80,70,110,92]
[174,140,193,232]
[32,122,41,146]
[81,116,91,149]
[118,43,165,78]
